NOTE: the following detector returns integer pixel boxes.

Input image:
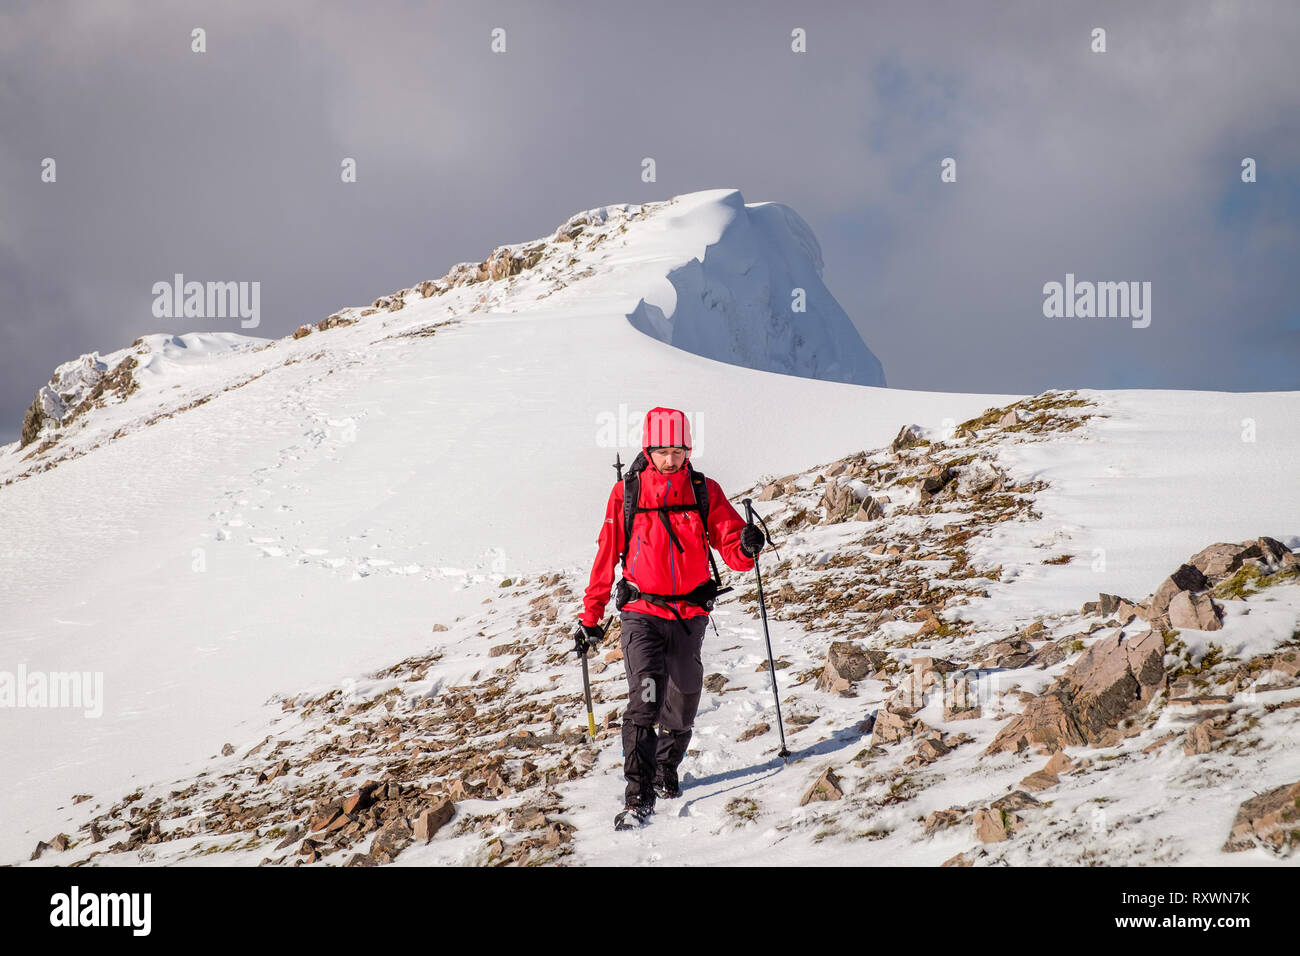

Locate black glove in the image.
[572,621,604,655]
[740,522,766,557]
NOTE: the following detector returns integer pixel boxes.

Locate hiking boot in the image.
[624,801,655,822]
[653,764,681,799]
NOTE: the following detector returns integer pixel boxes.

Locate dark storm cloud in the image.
[1,0,1296,443]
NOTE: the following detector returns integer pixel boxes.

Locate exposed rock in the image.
[1024,637,1074,669]
[1113,599,1147,626]
[414,798,455,842]
[19,397,47,448]
[1065,628,1164,736]
[1222,779,1300,855]
[370,817,413,861]
[816,642,884,693]
[317,313,357,330]
[1187,542,1265,583]
[738,722,769,742]
[986,626,1167,755]
[891,656,957,709]
[852,496,885,522]
[976,637,1035,669]
[1183,713,1231,755]
[1019,752,1074,791]
[890,424,924,452]
[341,781,380,815]
[1253,536,1291,567]
[924,808,967,836]
[820,480,867,522]
[943,675,982,721]
[973,808,1008,843]
[1082,593,1126,617]
[1167,590,1222,631]
[871,706,928,745]
[955,458,1005,496]
[912,733,951,763]
[309,807,343,832]
[256,759,289,784]
[704,673,728,694]
[990,790,1041,814]
[800,768,844,805]
[1141,731,1179,753]
[919,464,955,494]
[1150,564,1211,619]
[973,791,1039,842]
[985,692,1087,756]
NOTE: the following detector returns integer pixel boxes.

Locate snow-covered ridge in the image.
[15,333,270,453]
[4,188,884,474]
[627,190,886,386]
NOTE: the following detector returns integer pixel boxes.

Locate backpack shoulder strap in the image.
[687,463,724,587]
[688,464,711,533]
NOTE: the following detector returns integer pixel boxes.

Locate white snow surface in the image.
[1,187,1297,866]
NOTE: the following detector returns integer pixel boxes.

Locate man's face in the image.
[649,446,687,474]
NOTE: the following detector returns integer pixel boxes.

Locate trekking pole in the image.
[742,499,790,759]
[577,615,611,739]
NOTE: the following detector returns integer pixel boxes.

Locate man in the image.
[574,406,765,823]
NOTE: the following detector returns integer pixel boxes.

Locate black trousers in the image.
[619,609,708,806]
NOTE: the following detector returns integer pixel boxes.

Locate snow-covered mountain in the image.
[2,188,1298,868]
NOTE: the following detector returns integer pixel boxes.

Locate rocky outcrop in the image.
[820,480,869,523]
[1189,538,1296,583]
[985,628,1164,756]
[1222,779,1300,856]
[816,642,885,694]
[973,790,1041,842]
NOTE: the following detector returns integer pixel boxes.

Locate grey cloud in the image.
[1,0,1296,443]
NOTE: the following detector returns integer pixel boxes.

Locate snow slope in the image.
[2,188,1297,866]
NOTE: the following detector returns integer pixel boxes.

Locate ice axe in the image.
[575,615,611,739]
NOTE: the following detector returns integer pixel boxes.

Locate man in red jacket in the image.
[575,407,765,819]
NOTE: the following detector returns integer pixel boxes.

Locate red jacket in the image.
[580,454,754,627]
